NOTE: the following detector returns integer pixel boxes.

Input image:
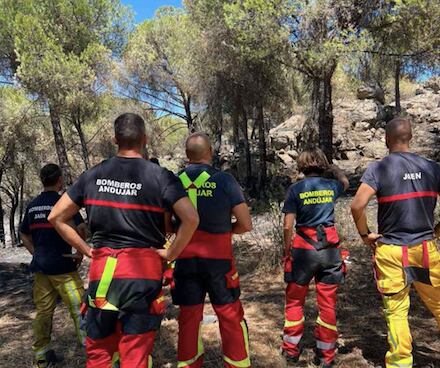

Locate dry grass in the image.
[1,200,439,368]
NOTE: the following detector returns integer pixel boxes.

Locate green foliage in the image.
[13,1,130,107]
[123,7,200,127]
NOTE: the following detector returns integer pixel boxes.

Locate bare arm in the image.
[164,212,174,234]
[157,197,199,261]
[48,194,93,258]
[231,203,253,234]
[20,233,34,255]
[351,183,382,249]
[327,164,349,191]
[283,213,295,257]
[77,222,87,241]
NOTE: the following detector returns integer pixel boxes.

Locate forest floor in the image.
[0,199,439,368]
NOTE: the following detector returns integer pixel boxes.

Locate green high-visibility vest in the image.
[179,171,211,208]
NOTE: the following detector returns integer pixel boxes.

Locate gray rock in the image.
[423,78,440,93]
[357,85,385,104]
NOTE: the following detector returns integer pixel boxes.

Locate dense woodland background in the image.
[0,0,439,245]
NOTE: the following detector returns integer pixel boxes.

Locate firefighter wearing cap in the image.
[49,113,199,368]
[20,163,86,368]
[172,132,253,368]
[351,117,440,368]
[281,148,349,368]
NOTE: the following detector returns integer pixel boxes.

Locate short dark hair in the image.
[114,113,146,149]
[40,164,62,187]
[297,147,329,175]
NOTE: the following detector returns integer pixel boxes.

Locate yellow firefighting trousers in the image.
[33,272,85,362]
[375,241,440,368]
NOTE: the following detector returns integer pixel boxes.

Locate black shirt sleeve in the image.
[224,174,245,208]
[67,172,88,207]
[20,207,31,235]
[434,162,440,193]
[360,163,379,192]
[282,185,298,214]
[160,169,188,210]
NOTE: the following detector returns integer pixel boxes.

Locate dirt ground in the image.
[1,238,439,368]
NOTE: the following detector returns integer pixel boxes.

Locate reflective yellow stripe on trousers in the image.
[178,323,204,367]
[224,321,251,368]
[284,317,305,328]
[89,256,119,311]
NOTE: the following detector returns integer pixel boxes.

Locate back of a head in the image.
[297,147,329,175]
[40,163,62,187]
[114,113,146,149]
[385,117,412,146]
[186,132,212,162]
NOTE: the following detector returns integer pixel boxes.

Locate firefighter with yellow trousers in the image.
[172,132,253,368]
[20,164,87,367]
[351,117,440,368]
[281,148,349,368]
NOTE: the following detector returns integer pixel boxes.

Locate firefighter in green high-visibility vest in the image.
[172,132,253,368]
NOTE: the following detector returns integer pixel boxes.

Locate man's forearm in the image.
[53,222,92,257]
[167,220,197,261]
[351,207,370,236]
[20,234,34,255]
[283,228,293,256]
[232,222,250,234]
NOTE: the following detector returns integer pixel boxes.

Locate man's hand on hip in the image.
[362,233,382,251]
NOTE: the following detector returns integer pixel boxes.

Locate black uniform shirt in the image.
[67,157,187,249]
[21,191,84,275]
[178,164,245,234]
[361,152,440,245]
[283,177,345,227]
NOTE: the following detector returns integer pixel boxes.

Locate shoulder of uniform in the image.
[27,196,39,207]
[214,170,235,180]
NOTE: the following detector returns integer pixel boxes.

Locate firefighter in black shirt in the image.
[49,113,199,368]
[173,133,253,368]
[20,164,86,368]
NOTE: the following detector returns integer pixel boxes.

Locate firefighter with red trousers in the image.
[281,148,349,368]
[49,113,199,368]
[172,132,253,368]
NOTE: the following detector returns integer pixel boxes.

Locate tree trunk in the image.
[240,107,252,190]
[308,74,334,162]
[18,165,25,224]
[318,76,334,162]
[211,105,223,168]
[9,198,18,245]
[232,107,240,152]
[395,59,401,114]
[49,104,73,185]
[0,170,5,245]
[256,103,267,196]
[72,112,90,170]
[183,95,196,133]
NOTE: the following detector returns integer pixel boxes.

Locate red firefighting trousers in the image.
[85,247,164,368]
[282,227,344,365]
[172,230,251,368]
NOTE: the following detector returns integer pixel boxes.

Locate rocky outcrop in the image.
[270,81,440,177]
[356,84,385,104]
